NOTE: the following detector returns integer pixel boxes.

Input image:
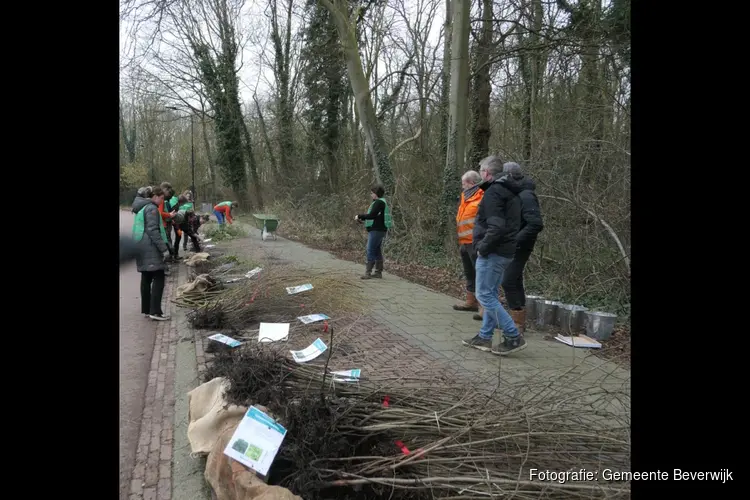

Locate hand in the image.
[353,215,359,221]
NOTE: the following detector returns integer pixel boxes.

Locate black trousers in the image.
[165,222,173,248]
[459,244,478,293]
[174,223,200,255]
[501,246,533,310]
[140,270,166,315]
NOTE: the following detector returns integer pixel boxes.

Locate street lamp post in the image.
[167,106,196,204]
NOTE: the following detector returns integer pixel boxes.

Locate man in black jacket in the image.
[462,155,526,355]
[500,162,544,333]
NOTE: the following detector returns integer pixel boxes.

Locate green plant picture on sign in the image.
[231,439,249,454]
[245,444,263,461]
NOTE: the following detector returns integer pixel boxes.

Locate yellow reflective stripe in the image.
[457,218,475,226]
[457,229,473,238]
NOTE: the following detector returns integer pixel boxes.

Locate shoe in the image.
[510,309,526,334]
[149,314,170,321]
[462,334,493,352]
[473,305,484,321]
[361,261,375,279]
[492,335,527,356]
[453,291,479,311]
[372,260,383,278]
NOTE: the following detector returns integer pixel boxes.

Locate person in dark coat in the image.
[173,195,201,255]
[462,155,526,356]
[132,186,171,321]
[354,184,393,279]
[499,162,544,333]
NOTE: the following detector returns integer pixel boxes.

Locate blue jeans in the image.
[475,253,520,339]
[214,210,225,224]
[366,230,386,262]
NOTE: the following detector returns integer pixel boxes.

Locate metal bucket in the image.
[584,311,618,340]
[557,305,589,335]
[535,300,562,327]
[525,295,544,320]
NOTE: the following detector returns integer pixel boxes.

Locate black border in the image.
[631,1,741,495]
[22,1,116,492]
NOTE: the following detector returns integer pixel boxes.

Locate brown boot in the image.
[473,305,484,321]
[453,292,479,311]
[361,261,375,279]
[510,308,526,334]
[372,259,383,278]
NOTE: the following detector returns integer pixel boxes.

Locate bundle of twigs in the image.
[205,345,631,500]
[184,265,367,331]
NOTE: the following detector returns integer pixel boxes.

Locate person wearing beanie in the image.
[498,162,544,334]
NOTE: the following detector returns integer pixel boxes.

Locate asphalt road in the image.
[119,209,158,500]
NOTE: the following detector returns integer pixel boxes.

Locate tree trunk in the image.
[320,0,394,194]
[253,95,280,180]
[520,0,545,164]
[270,0,296,171]
[439,0,452,167]
[470,0,493,166]
[235,101,264,209]
[199,112,216,203]
[440,0,470,242]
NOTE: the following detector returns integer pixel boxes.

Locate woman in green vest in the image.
[132,185,171,321]
[354,184,392,279]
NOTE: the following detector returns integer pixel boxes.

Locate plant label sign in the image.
[223,406,287,476]
[290,338,327,363]
[332,369,361,383]
[297,313,330,324]
[208,333,242,348]
[286,284,313,295]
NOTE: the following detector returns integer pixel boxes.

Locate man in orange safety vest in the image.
[453,170,485,312]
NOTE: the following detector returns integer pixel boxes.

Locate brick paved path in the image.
[128,270,178,500]
[218,224,630,390]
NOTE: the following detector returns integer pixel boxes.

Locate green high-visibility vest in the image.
[181,202,194,212]
[132,205,169,245]
[217,201,232,208]
[168,196,179,210]
[365,198,393,229]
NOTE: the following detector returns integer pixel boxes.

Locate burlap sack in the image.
[187,377,247,455]
[184,252,211,266]
[205,414,302,500]
[175,274,214,299]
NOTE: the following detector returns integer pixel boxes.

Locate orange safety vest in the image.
[455,188,484,245]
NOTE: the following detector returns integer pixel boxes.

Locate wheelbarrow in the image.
[252,214,280,240]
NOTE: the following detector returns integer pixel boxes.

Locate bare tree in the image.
[318,0,394,193]
[440,0,470,239]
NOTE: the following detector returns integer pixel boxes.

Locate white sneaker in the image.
[149,314,170,321]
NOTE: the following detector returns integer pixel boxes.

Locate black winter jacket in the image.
[472,177,521,259]
[499,175,544,250]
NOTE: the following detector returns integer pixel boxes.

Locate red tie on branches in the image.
[394,440,410,455]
